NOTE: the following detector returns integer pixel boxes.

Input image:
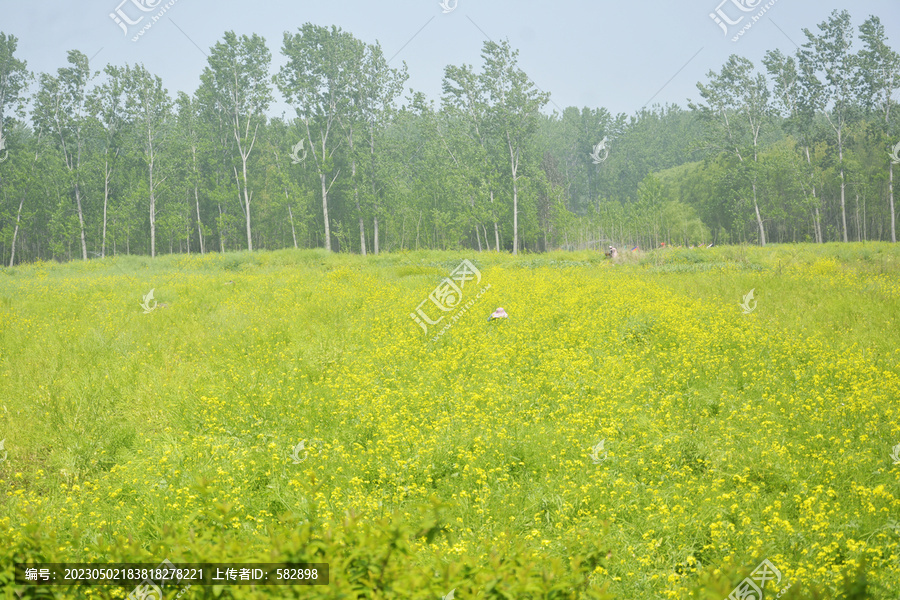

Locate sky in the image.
[1,0,898,118]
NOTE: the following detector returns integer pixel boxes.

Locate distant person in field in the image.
[605,245,618,259]
[489,307,508,321]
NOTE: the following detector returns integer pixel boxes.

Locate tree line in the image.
[0,10,897,265]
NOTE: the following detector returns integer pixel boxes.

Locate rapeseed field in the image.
[0,244,898,599]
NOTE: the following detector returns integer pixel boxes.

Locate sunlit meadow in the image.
[1,244,899,599]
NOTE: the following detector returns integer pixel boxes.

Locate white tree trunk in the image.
[150,158,156,258]
[321,172,331,251]
[352,158,366,256]
[195,185,205,254]
[288,205,298,249]
[509,134,519,255]
[490,189,500,251]
[9,196,24,267]
[102,156,110,258]
[373,216,379,255]
[75,183,88,260]
[752,183,766,246]
[242,157,253,252]
[890,162,896,243]
[838,129,848,242]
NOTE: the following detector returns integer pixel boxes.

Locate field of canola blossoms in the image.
[0,244,899,599]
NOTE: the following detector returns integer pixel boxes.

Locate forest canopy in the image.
[0,9,898,264]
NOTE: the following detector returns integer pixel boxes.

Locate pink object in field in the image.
[489,307,508,321]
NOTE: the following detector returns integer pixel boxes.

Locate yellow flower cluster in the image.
[0,247,898,598]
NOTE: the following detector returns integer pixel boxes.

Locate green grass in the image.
[0,243,898,599]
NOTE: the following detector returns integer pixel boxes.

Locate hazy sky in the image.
[1,0,898,117]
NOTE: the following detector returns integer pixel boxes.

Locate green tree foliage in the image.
[0,11,898,263]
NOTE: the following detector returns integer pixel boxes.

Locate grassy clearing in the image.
[0,243,898,599]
